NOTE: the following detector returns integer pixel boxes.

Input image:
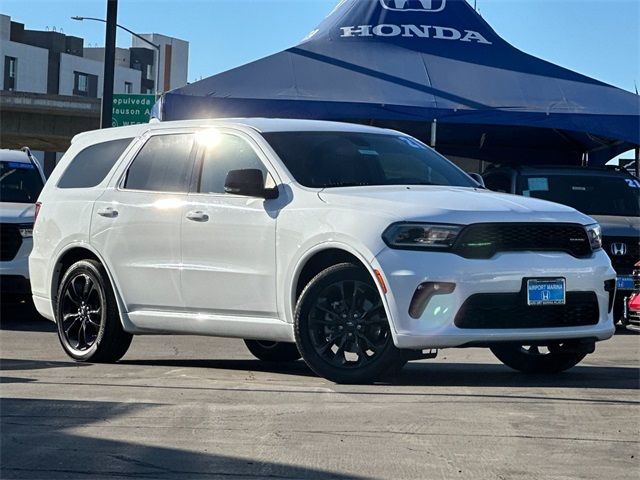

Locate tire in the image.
[490,343,588,374]
[244,340,301,362]
[294,263,403,384]
[55,259,132,363]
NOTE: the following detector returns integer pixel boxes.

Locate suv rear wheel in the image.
[56,260,132,362]
[294,263,403,384]
[244,340,301,362]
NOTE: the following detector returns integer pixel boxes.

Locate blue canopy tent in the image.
[155,0,640,166]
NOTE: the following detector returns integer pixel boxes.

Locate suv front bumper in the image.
[372,248,616,349]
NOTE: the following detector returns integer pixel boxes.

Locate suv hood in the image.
[590,215,640,237]
[318,186,595,225]
[0,202,36,223]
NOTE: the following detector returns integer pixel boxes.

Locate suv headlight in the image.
[18,224,34,238]
[383,223,462,250]
[585,223,602,251]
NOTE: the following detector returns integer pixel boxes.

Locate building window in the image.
[124,82,133,93]
[75,72,88,95]
[73,71,98,97]
[4,57,17,91]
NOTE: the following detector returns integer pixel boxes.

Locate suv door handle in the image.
[186,210,209,222]
[97,207,118,218]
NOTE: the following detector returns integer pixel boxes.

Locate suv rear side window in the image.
[58,138,133,189]
[124,134,195,193]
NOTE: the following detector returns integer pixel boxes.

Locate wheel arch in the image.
[288,243,397,338]
[51,244,135,332]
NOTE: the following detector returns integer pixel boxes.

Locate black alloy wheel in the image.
[56,260,132,362]
[490,343,588,374]
[59,273,103,352]
[295,263,404,383]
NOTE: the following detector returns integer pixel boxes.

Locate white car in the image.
[29,119,616,383]
[1,148,46,300]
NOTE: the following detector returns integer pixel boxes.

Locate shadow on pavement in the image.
[119,357,639,391]
[0,302,54,333]
[388,362,640,391]
[0,358,87,372]
[1,397,365,480]
[120,358,317,378]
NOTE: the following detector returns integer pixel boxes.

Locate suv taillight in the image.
[34,202,42,222]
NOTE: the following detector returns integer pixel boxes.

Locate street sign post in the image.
[111,94,156,127]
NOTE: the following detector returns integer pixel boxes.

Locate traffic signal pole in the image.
[100,0,118,128]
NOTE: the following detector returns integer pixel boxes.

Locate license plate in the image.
[617,276,634,291]
[527,278,566,306]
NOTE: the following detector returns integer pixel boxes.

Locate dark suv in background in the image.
[483,165,640,324]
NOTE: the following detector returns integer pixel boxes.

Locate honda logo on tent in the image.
[380,0,447,12]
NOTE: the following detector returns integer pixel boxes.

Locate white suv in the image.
[1,148,46,300]
[30,119,616,383]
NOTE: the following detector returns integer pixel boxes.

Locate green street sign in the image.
[111,94,156,127]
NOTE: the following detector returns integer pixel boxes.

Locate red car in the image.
[623,261,640,331]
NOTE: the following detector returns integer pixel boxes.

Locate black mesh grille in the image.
[0,224,22,261]
[452,223,592,259]
[602,236,640,276]
[634,265,640,291]
[454,291,599,329]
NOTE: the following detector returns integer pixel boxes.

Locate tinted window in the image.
[517,174,640,217]
[58,138,133,189]
[0,160,43,203]
[198,134,266,194]
[124,134,194,192]
[484,172,512,193]
[262,132,475,189]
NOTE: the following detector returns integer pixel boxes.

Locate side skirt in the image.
[125,310,295,343]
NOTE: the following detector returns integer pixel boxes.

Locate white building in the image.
[1,14,189,98]
[0,15,48,93]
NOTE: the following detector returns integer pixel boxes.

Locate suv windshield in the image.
[517,173,640,217]
[263,132,476,189]
[0,160,44,203]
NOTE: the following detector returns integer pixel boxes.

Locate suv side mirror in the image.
[224,169,278,199]
[467,172,486,188]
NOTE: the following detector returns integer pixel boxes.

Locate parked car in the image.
[30,119,616,383]
[622,261,640,332]
[482,165,640,324]
[1,148,46,301]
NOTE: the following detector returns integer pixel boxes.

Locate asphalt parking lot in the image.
[1,303,638,480]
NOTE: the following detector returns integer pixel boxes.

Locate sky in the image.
[1,0,638,161]
[2,0,638,93]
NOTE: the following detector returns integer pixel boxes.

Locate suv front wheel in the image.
[294,263,404,384]
[56,259,132,362]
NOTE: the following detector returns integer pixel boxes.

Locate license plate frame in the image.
[616,276,634,291]
[527,278,566,306]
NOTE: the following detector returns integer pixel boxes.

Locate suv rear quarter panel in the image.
[29,135,141,306]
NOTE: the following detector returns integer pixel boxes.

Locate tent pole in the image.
[430,119,437,148]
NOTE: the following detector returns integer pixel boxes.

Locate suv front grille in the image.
[602,236,640,275]
[0,224,22,261]
[452,223,592,259]
[454,291,599,329]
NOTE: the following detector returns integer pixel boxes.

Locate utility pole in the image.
[101,0,118,128]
